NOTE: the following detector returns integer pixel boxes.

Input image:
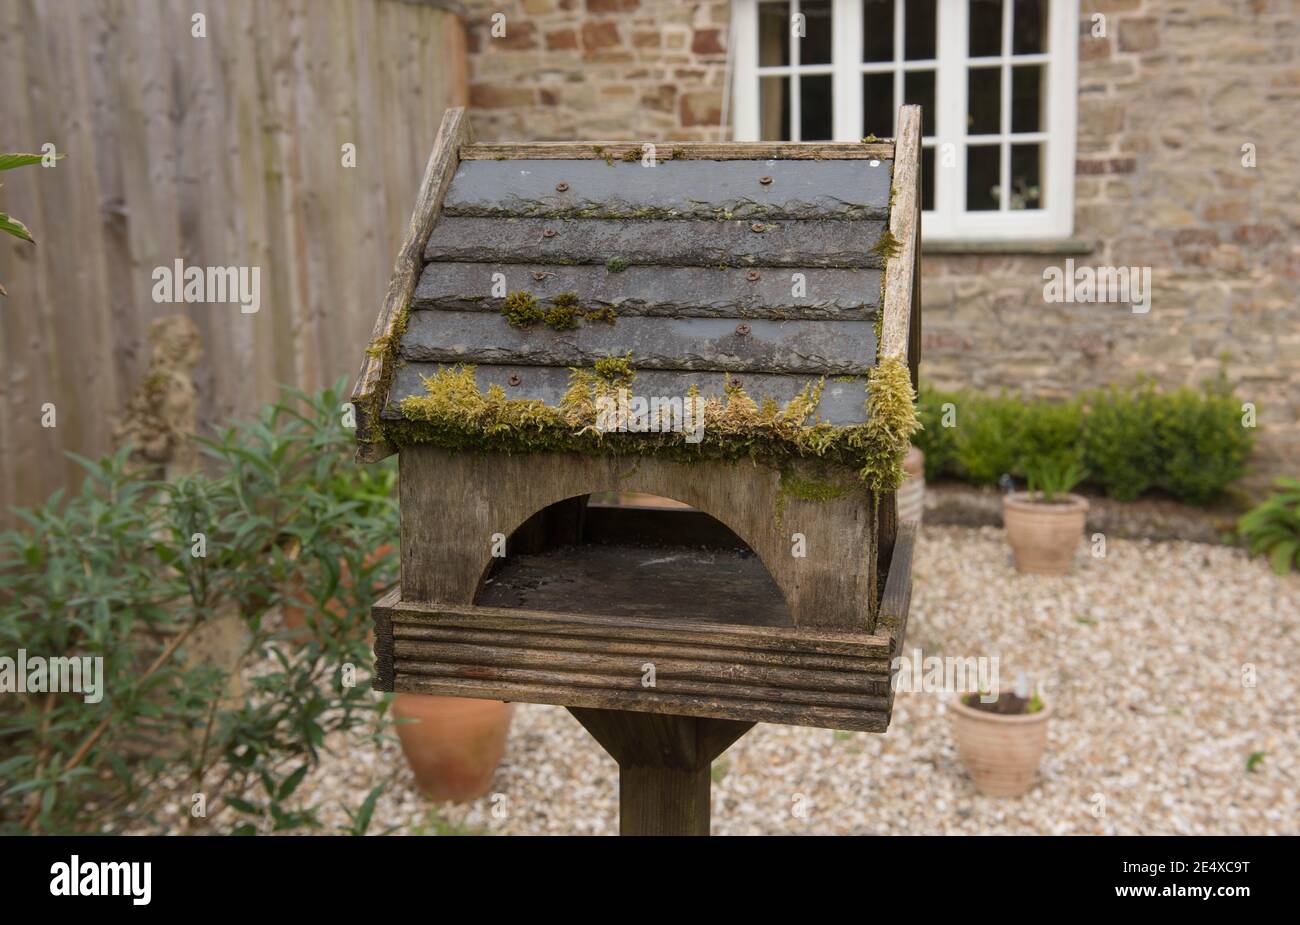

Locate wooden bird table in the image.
[354,105,923,835]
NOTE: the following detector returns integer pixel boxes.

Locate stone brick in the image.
[1118,18,1160,52]
[587,0,639,11]
[691,28,725,55]
[546,29,579,50]
[680,89,723,126]
[495,20,539,51]
[632,30,661,48]
[470,83,537,108]
[582,21,622,49]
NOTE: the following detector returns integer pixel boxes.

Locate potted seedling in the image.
[1003,459,1089,575]
[950,678,1052,797]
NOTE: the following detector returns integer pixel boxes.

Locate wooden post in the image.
[568,707,753,836]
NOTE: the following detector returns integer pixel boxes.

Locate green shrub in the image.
[1153,375,1253,505]
[1025,458,1088,502]
[0,379,396,834]
[913,385,961,480]
[952,392,1023,485]
[1238,478,1300,574]
[913,373,1251,505]
[1081,381,1162,501]
[1015,398,1084,475]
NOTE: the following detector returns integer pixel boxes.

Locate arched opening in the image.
[473,491,794,628]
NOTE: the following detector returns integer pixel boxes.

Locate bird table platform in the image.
[353,106,923,835]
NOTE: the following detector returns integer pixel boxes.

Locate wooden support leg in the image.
[568,708,753,836]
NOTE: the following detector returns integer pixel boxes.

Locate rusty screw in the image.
[735,323,751,336]
[507,374,522,387]
[746,270,761,281]
[542,228,557,238]
[556,182,569,192]
[532,271,548,281]
[759,175,773,186]
[750,222,765,233]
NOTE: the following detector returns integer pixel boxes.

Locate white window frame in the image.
[732,0,1079,241]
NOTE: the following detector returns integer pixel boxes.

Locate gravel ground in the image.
[291,525,1298,835]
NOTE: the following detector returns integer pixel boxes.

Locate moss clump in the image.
[503,291,544,328]
[544,304,581,331]
[391,358,918,493]
[584,306,617,325]
[605,256,631,273]
[857,356,921,491]
[862,134,881,143]
[592,354,634,386]
[873,229,901,261]
[779,471,855,502]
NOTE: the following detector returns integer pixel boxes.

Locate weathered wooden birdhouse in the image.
[353,106,922,747]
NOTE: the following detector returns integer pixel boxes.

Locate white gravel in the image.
[269,526,1300,835]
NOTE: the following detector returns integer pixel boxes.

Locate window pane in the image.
[863,0,895,62]
[1011,64,1044,133]
[921,145,935,212]
[904,0,937,60]
[801,0,833,65]
[967,67,1001,135]
[760,76,791,140]
[862,72,895,138]
[966,144,1000,210]
[968,0,1004,57]
[800,74,833,141]
[759,1,790,67]
[1010,143,1043,210]
[904,69,936,136]
[1012,0,1046,55]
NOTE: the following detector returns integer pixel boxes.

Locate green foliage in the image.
[605,256,631,273]
[1025,458,1087,503]
[1238,478,1300,575]
[1080,381,1163,501]
[913,385,961,480]
[0,152,64,296]
[1152,375,1253,505]
[0,379,396,834]
[914,374,1251,506]
[952,392,1024,485]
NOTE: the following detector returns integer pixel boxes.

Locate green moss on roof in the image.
[387,358,919,491]
[503,290,544,328]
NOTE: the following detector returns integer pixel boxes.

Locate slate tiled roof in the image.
[381,153,896,427]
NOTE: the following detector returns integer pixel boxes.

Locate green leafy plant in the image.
[1238,478,1300,575]
[1081,380,1163,501]
[1016,398,1083,476]
[1025,458,1087,503]
[952,392,1023,485]
[1153,374,1252,505]
[0,379,397,834]
[913,385,961,480]
[1,152,62,296]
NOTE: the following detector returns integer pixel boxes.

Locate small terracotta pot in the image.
[392,694,514,803]
[1002,491,1088,575]
[950,695,1053,797]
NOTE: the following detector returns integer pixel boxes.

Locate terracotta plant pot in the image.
[1002,491,1088,575]
[950,694,1053,797]
[897,446,925,524]
[392,694,514,803]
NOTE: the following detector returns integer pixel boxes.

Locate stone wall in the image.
[462,0,731,141]
[461,0,1299,488]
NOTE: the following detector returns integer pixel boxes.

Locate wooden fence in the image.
[0,0,467,518]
